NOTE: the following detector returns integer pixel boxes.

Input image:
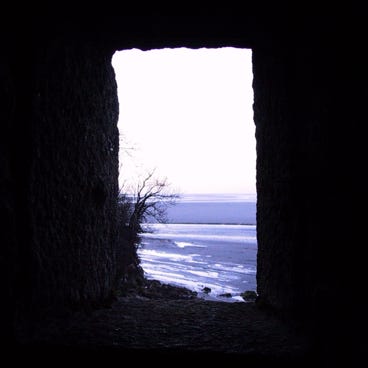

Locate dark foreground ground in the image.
[14,281,316,366]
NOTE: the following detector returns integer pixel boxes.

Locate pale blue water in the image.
[137,193,257,303]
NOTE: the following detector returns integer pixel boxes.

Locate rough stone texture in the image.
[253,47,334,314]
[1,8,367,362]
[27,40,120,314]
[253,44,367,349]
[16,296,311,366]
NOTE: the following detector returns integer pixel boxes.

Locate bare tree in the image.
[119,169,180,236]
[116,135,180,286]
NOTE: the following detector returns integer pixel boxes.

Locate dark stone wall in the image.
[253,46,336,313]
[0,36,122,339]
[253,48,303,312]
[27,40,120,314]
[253,43,367,353]
[0,51,19,345]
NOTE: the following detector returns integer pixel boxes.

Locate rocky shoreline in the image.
[120,268,258,303]
[120,278,200,300]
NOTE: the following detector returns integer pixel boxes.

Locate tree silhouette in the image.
[119,169,180,236]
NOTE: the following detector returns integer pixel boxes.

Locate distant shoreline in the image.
[177,193,257,203]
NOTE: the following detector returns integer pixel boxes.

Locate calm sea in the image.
[138,193,257,302]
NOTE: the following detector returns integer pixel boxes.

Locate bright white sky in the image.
[112,47,256,195]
